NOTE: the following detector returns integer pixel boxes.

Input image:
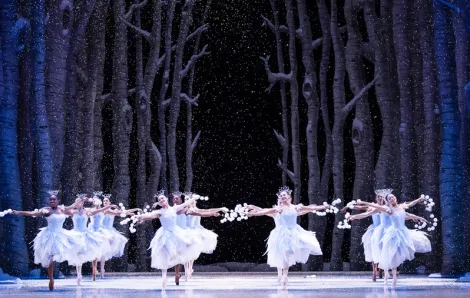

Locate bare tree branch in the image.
[191,130,201,151]
[186,24,209,41]
[181,93,200,106]
[261,15,289,33]
[312,26,346,49]
[76,64,88,83]
[362,42,375,63]
[181,45,209,77]
[260,55,293,93]
[99,88,135,102]
[120,16,151,42]
[273,129,287,147]
[163,98,171,109]
[342,73,382,115]
[277,159,295,181]
[124,0,148,21]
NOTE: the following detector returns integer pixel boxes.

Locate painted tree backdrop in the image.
[0,0,469,277]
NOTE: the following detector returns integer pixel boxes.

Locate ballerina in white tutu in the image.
[135,191,205,290]
[247,186,326,289]
[184,196,227,280]
[247,198,328,284]
[12,191,86,291]
[349,189,430,282]
[356,193,429,287]
[69,195,116,285]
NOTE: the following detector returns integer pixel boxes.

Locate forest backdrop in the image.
[1,0,470,277]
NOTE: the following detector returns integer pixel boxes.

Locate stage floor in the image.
[1,273,469,297]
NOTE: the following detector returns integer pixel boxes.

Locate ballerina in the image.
[356,193,429,287]
[247,186,324,289]
[100,194,139,279]
[247,199,328,284]
[12,192,86,291]
[68,195,115,285]
[135,191,204,290]
[185,197,226,280]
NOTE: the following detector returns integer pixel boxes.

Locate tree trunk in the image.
[185,0,212,192]
[344,0,374,271]
[433,1,465,275]
[158,0,177,194]
[364,0,398,190]
[61,0,95,205]
[393,0,415,202]
[284,0,301,204]
[296,0,320,271]
[17,10,35,266]
[168,0,196,192]
[316,0,332,271]
[45,0,73,190]
[0,0,29,276]
[112,0,132,271]
[452,10,470,272]
[93,0,110,191]
[267,0,289,186]
[329,0,347,271]
[417,0,441,273]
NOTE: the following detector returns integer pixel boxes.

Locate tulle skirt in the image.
[149,226,203,269]
[378,227,415,270]
[361,224,376,263]
[104,227,128,259]
[67,230,112,265]
[408,229,431,253]
[33,228,86,268]
[370,225,386,263]
[193,227,218,254]
[266,225,322,268]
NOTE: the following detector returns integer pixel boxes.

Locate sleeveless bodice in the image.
[194,216,203,229]
[159,206,177,232]
[186,215,198,228]
[103,214,115,229]
[176,213,187,228]
[47,214,67,232]
[279,209,297,229]
[380,211,392,228]
[273,214,281,227]
[89,213,105,229]
[371,213,381,228]
[72,213,89,232]
[390,209,407,229]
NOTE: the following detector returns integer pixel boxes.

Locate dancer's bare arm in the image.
[12,209,46,217]
[348,208,379,221]
[405,212,429,223]
[402,197,425,209]
[248,208,277,217]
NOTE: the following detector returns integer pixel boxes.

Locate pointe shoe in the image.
[162,277,167,290]
[100,269,105,279]
[379,269,383,279]
[92,268,96,281]
[49,279,54,291]
[372,271,377,282]
[281,276,287,290]
[175,274,181,286]
[392,278,397,288]
[77,275,82,286]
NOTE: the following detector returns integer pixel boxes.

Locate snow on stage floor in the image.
[1,273,470,297]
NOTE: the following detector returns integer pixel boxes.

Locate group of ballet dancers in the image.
[5,186,432,291]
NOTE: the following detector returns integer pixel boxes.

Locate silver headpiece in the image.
[154,189,166,201]
[48,190,59,197]
[103,193,112,199]
[93,191,103,197]
[172,191,182,197]
[375,188,393,196]
[276,186,292,199]
[76,193,87,199]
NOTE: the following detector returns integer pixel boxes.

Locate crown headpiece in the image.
[375,188,393,196]
[276,186,292,198]
[48,190,59,197]
[93,191,103,197]
[76,193,87,199]
[103,193,112,199]
[172,191,182,197]
[154,189,166,201]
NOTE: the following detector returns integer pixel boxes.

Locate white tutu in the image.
[378,210,415,270]
[370,212,391,262]
[103,215,128,258]
[89,213,116,261]
[361,225,375,263]
[149,225,202,269]
[68,213,112,265]
[408,229,431,253]
[193,216,218,254]
[33,214,85,268]
[266,209,322,268]
[149,206,203,269]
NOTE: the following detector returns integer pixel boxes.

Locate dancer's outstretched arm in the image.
[247,205,263,211]
[136,211,161,223]
[297,204,329,216]
[356,201,390,213]
[105,207,141,216]
[175,198,196,211]
[198,207,229,213]
[405,212,429,223]
[12,209,45,217]
[248,208,277,217]
[340,205,368,213]
[348,208,379,221]
[88,205,118,216]
[188,210,221,217]
[402,197,425,209]
[63,197,88,214]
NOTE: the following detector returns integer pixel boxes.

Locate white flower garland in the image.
[337,212,352,229]
[420,194,435,212]
[0,209,12,218]
[314,198,341,217]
